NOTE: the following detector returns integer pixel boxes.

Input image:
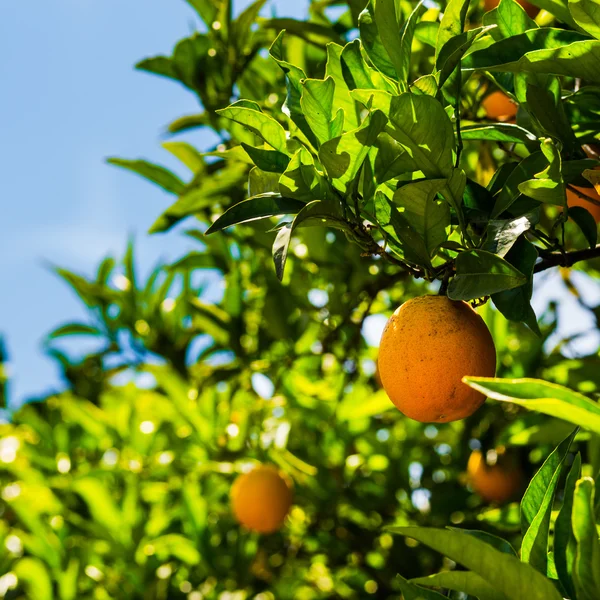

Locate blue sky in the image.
[1,0,598,407]
[1,0,306,405]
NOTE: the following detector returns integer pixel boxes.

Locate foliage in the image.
[1,0,600,598]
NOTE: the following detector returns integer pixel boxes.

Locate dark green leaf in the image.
[241,143,291,173]
[569,205,599,248]
[448,250,527,300]
[48,324,103,339]
[411,571,510,600]
[554,453,582,600]
[389,527,562,600]
[205,193,305,234]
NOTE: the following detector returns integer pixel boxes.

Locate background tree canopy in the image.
[1,0,600,598]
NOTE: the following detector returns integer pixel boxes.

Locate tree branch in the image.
[534,244,600,273]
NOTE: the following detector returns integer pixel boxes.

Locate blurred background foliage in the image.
[1,0,599,598]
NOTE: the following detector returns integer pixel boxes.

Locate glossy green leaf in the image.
[411,571,510,600]
[484,214,536,257]
[554,453,582,600]
[485,0,538,39]
[279,148,326,202]
[491,237,540,334]
[107,158,186,195]
[569,205,599,248]
[572,477,600,600]
[373,0,407,82]
[319,110,388,193]
[300,77,343,146]
[216,104,288,152]
[569,0,600,40]
[393,179,450,257]
[491,152,548,218]
[387,94,455,178]
[520,429,577,574]
[460,123,536,144]
[358,1,397,79]
[241,143,290,173]
[325,43,360,130]
[205,193,305,234]
[397,575,447,600]
[389,527,562,600]
[464,377,600,433]
[451,528,518,556]
[436,0,470,60]
[448,250,526,300]
[397,2,428,89]
[340,39,396,94]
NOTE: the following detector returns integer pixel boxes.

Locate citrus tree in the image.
[1,0,600,598]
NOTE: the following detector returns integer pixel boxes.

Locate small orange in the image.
[567,186,600,223]
[377,296,496,423]
[482,91,518,122]
[231,464,293,534]
[467,449,524,504]
[483,0,539,18]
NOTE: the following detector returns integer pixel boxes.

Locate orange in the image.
[377,296,496,423]
[467,449,524,504]
[567,186,600,223]
[231,464,293,533]
[483,0,539,17]
[482,91,518,122]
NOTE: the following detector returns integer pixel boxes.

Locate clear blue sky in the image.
[1,0,597,407]
[1,0,307,406]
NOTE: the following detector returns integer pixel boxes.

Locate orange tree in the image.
[1,0,600,598]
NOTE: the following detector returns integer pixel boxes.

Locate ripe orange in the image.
[482,91,518,122]
[483,0,539,17]
[377,296,496,423]
[467,449,524,504]
[231,464,293,533]
[567,186,600,223]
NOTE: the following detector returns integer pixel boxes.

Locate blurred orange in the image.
[482,91,518,122]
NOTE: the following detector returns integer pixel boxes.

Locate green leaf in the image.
[205,193,305,234]
[152,534,201,565]
[460,123,537,144]
[389,527,562,600]
[300,77,343,146]
[273,222,293,281]
[73,477,128,542]
[411,571,510,600]
[269,32,320,148]
[492,152,548,218]
[572,477,600,600]
[375,192,432,268]
[216,104,288,152]
[452,528,517,555]
[279,148,326,202]
[465,38,600,84]
[569,0,600,39]
[448,250,527,300]
[14,558,53,600]
[491,237,540,334]
[241,143,291,173]
[337,389,394,421]
[393,179,450,257]
[162,141,204,172]
[486,0,538,38]
[397,2,428,89]
[387,94,455,178]
[319,110,388,194]
[107,158,186,195]
[569,205,599,248]
[358,1,398,79]
[520,429,577,574]
[554,453,582,600]
[484,213,536,257]
[340,39,396,94]
[396,575,447,600]
[325,42,360,130]
[463,377,600,434]
[374,0,418,85]
[48,323,103,339]
[436,0,470,60]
